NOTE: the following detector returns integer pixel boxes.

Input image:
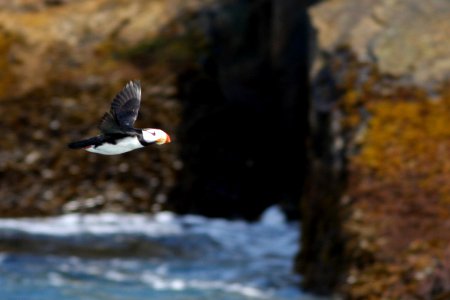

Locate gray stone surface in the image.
[309,0,450,87]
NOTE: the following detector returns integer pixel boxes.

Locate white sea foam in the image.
[140,271,271,299]
[0,206,297,253]
[0,212,183,236]
[260,205,287,225]
[0,206,300,265]
[0,206,310,300]
[47,272,65,287]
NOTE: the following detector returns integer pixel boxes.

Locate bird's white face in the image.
[142,128,171,145]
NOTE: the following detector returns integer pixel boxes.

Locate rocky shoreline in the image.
[1,0,450,299]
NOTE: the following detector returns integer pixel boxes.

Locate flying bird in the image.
[68,80,171,155]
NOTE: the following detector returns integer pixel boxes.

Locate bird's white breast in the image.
[85,136,143,155]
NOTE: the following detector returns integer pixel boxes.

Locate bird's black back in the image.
[98,80,142,135]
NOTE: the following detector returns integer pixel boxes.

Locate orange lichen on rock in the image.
[345,88,450,299]
[355,98,450,180]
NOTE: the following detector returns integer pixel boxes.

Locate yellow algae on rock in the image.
[346,90,450,298]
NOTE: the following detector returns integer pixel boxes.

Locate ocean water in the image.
[0,207,321,300]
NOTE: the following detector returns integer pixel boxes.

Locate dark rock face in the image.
[169,0,310,220]
[294,45,350,294]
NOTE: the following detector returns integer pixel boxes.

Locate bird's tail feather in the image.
[68,136,102,149]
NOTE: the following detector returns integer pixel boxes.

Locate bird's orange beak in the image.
[156,133,171,145]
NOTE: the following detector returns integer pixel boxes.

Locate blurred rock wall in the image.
[0,0,216,215]
[0,0,312,220]
[302,0,450,298]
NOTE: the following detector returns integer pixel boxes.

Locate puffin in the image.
[68,80,171,155]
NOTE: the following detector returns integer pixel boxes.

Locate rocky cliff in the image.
[0,0,215,215]
[302,0,450,298]
[0,0,310,220]
[3,0,449,298]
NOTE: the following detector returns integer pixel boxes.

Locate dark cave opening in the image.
[168,0,312,221]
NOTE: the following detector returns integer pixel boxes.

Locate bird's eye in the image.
[150,131,156,136]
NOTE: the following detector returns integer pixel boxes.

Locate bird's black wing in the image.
[98,112,124,134]
[109,80,142,132]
